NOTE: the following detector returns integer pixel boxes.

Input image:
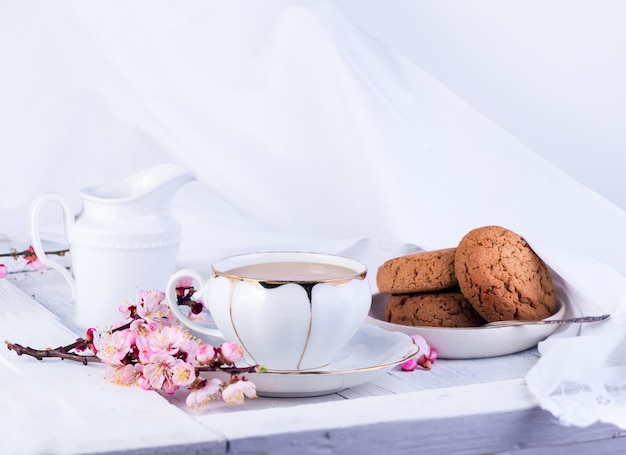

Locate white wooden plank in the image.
[7,267,77,332]
[193,378,539,442]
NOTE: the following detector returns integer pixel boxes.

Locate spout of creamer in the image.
[80,163,197,219]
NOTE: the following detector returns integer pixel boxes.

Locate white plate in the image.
[367,289,568,360]
[245,324,418,398]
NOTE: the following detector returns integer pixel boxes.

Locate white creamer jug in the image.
[30,163,196,329]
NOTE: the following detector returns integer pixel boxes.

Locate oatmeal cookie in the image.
[385,290,486,328]
[377,248,458,294]
[454,225,557,322]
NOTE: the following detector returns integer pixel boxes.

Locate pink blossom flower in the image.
[400,335,437,371]
[196,344,216,365]
[179,338,199,363]
[186,378,223,409]
[137,373,151,390]
[77,327,98,353]
[176,277,194,291]
[144,325,188,357]
[222,378,257,405]
[413,334,437,369]
[25,246,46,271]
[135,334,159,364]
[140,351,196,394]
[93,330,133,365]
[400,358,418,371]
[417,348,438,370]
[131,317,161,333]
[136,289,174,324]
[123,328,137,346]
[142,353,180,394]
[220,342,244,365]
[172,361,196,387]
[139,289,166,305]
[117,300,135,320]
[104,363,144,386]
[0,264,7,278]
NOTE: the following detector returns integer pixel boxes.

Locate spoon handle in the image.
[483,314,610,328]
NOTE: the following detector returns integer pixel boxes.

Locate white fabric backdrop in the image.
[1,0,626,429]
[338,0,626,212]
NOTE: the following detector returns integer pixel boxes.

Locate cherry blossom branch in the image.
[0,248,69,259]
[4,322,132,364]
[1,245,69,277]
[5,340,100,365]
[197,364,265,374]
[4,340,263,372]
[5,286,259,408]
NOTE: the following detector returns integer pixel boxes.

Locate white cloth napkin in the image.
[1,0,626,429]
[525,243,626,428]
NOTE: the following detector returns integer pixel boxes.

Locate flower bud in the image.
[196,344,216,365]
[220,342,244,365]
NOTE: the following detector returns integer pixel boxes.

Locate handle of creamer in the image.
[166,269,225,340]
[30,194,76,300]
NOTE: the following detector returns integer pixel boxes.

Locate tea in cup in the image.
[165,252,371,371]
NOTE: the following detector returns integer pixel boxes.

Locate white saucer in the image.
[245,323,418,398]
[367,285,568,360]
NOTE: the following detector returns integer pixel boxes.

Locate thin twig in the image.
[197,364,263,374]
[0,248,69,259]
[5,340,100,365]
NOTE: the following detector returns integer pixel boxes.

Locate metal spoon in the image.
[482,314,610,328]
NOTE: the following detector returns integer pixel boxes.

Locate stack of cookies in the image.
[376,226,557,328]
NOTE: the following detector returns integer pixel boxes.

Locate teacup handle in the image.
[166,268,225,340]
[30,194,77,300]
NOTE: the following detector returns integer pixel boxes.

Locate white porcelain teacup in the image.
[165,252,371,371]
